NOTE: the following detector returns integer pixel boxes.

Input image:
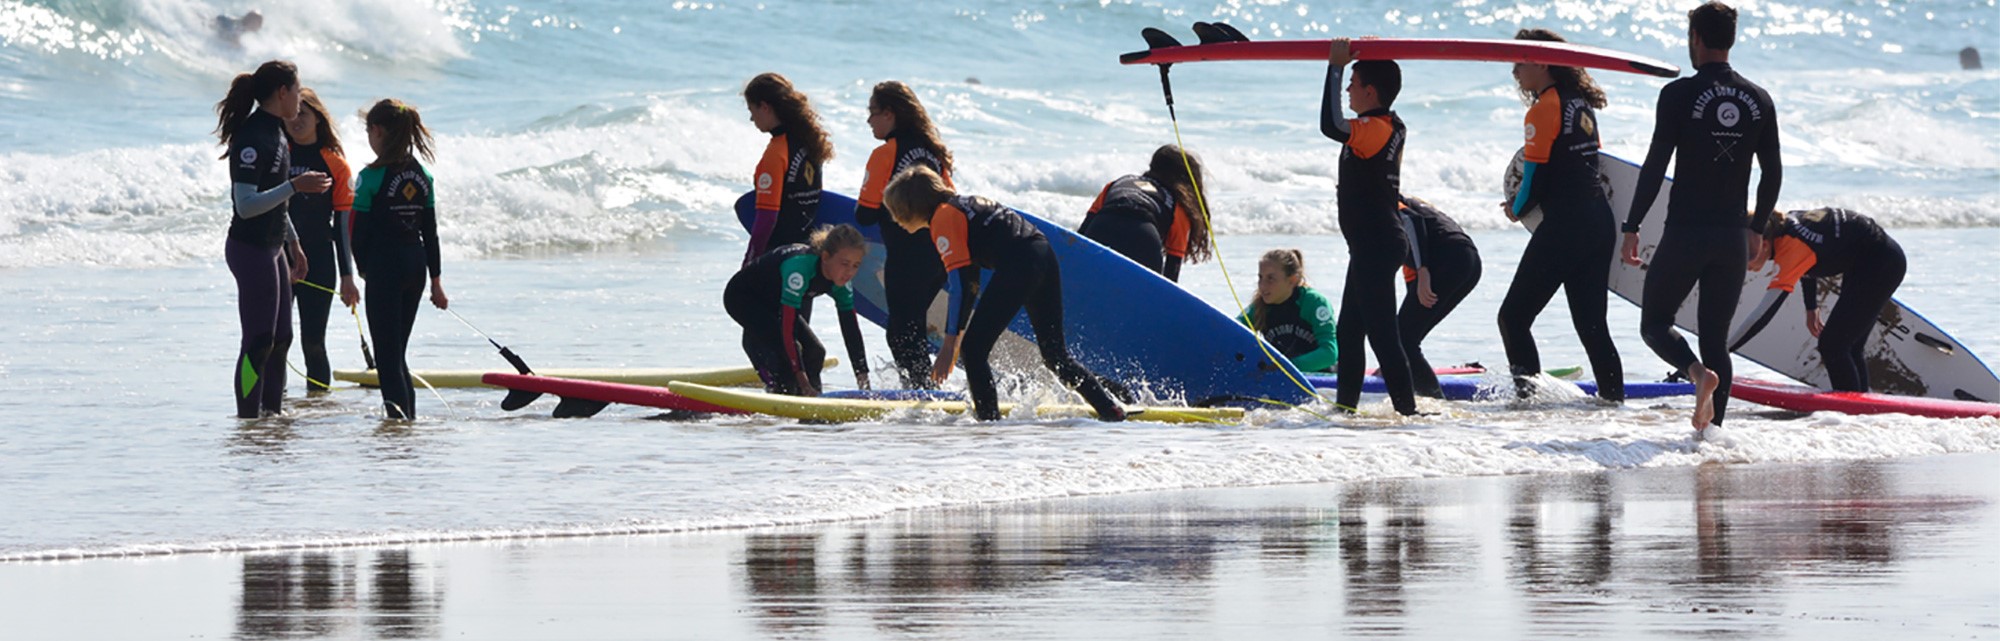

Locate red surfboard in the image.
[1122,37,1680,78]
[1733,378,2000,419]
[483,372,748,418]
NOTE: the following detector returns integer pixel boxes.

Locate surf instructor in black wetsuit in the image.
[1622,1,1782,432]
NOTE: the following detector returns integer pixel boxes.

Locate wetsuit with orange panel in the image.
[1319,63,1418,415]
[1499,83,1624,401]
[854,131,950,388]
[287,140,354,392]
[929,195,1122,421]
[1727,208,1902,392]
[746,126,822,265]
[1077,175,1194,281]
[1395,197,1481,398]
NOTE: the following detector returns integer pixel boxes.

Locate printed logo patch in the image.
[1717,102,1741,128]
[1580,111,1597,137]
[1315,306,1333,323]
[757,173,774,190]
[239,147,257,164]
[786,273,806,292]
[1523,123,1538,142]
[934,236,951,256]
[402,182,419,200]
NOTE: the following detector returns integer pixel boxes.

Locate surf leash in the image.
[442,308,534,375]
[1144,40,1349,419]
[294,278,378,369]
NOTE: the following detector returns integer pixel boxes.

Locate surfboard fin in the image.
[1140,27,1183,50]
[500,389,543,411]
[1194,21,1249,44]
[1914,333,1955,355]
[552,396,611,419]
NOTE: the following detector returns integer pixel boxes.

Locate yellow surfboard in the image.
[332,359,835,389]
[667,381,1242,424]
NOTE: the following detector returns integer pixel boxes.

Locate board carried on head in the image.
[1120,21,1680,78]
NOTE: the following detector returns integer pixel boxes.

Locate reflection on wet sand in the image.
[734,461,1983,638]
[234,549,442,640]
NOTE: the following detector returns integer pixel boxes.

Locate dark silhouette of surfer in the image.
[215,10,263,47]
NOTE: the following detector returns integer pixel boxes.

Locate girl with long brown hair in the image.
[742,72,832,266]
[350,98,448,419]
[854,80,954,388]
[283,87,356,393]
[1078,145,1214,282]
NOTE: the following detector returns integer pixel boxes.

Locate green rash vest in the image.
[1239,285,1338,373]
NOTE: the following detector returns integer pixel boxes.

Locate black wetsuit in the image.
[1321,64,1419,415]
[286,141,354,392]
[353,161,441,420]
[723,244,869,395]
[1500,85,1624,401]
[745,126,822,265]
[1077,175,1193,281]
[225,109,295,418]
[1396,198,1482,399]
[1627,61,1783,426]
[854,130,949,389]
[929,195,1122,421]
[1729,209,1902,392]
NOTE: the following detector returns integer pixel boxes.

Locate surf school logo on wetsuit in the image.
[786,272,806,294]
[757,173,774,190]
[1718,102,1741,128]
[934,236,952,257]
[1315,305,1332,323]
[1690,86,1764,125]
[239,147,257,165]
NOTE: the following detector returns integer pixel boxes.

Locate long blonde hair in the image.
[1250,249,1305,328]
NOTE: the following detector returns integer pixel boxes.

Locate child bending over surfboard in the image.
[1319,38,1420,416]
[1077,145,1215,282]
[351,99,449,420]
[742,73,831,267]
[1498,27,1625,403]
[724,224,873,397]
[882,165,1127,422]
[1729,208,1903,392]
[1240,249,1337,373]
[1396,197,1481,399]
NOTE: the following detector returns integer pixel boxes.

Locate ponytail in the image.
[364,98,435,168]
[214,60,299,158]
[744,72,834,165]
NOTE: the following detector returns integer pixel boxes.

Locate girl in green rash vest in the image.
[724,224,873,397]
[1240,249,1338,373]
[351,99,449,420]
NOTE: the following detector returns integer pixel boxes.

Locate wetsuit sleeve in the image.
[1319,65,1351,142]
[1344,118,1395,160]
[1767,236,1817,295]
[1728,288,1791,352]
[1624,86,1680,233]
[1085,183,1110,219]
[929,204,973,272]
[1399,206,1426,271]
[854,142,897,226]
[1165,205,1191,259]
[1292,289,1339,372]
[780,306,805,377]
[326,151,356,276]
[748,137,788,262]
[1513,95,1560,217]
[778,254,818,310]
[232,182,296,220]
[944,267,980,336]
[421,167,441,278]
[1750,96,1784,231]
[230,133,294,220]
[349,167,379,274]
[839,308,867,379]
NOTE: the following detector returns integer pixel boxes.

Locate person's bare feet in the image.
[1689,363,1720,430]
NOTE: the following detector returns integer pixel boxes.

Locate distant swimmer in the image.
[214,10,263,47]
[1728,208,1904,393]
[215,60,328,418]
[351,99,449,420]
[742,73,831,267]
[1963,47,1983,71]
[853,80,953,390]
[284,87,356,393]
[1320,37,1420,415]
[1239,249,1337,373]
[1077,145,1214,282]
[724,225,872,397]
[1395,197,1481,399]
[1623,2,1782,431]
[1499,27,1624,403]
[884,165,1127,422]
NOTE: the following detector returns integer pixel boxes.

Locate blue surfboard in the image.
[734,191,1314,406]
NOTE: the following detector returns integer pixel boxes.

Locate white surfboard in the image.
[1509,151,2000,402]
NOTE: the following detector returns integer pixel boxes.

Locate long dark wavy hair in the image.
[295,87,343,155]
[1145,144,1214,263]
[744,72,833,165]
[363,99,435,168]
[870,80,952,177]
[213,60,297,158]
[1515,28,1608,109]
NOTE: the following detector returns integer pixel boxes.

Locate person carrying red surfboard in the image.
[1622,1,1783,431]
[1319,38,1420,416]
[882,165,1127,422]
[1728,208,1904,393]
[1498,27,1626,404]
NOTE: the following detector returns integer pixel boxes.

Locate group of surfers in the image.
[217,1,1905,429]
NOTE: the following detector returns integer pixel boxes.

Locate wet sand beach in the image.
[5,453,1995,640]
